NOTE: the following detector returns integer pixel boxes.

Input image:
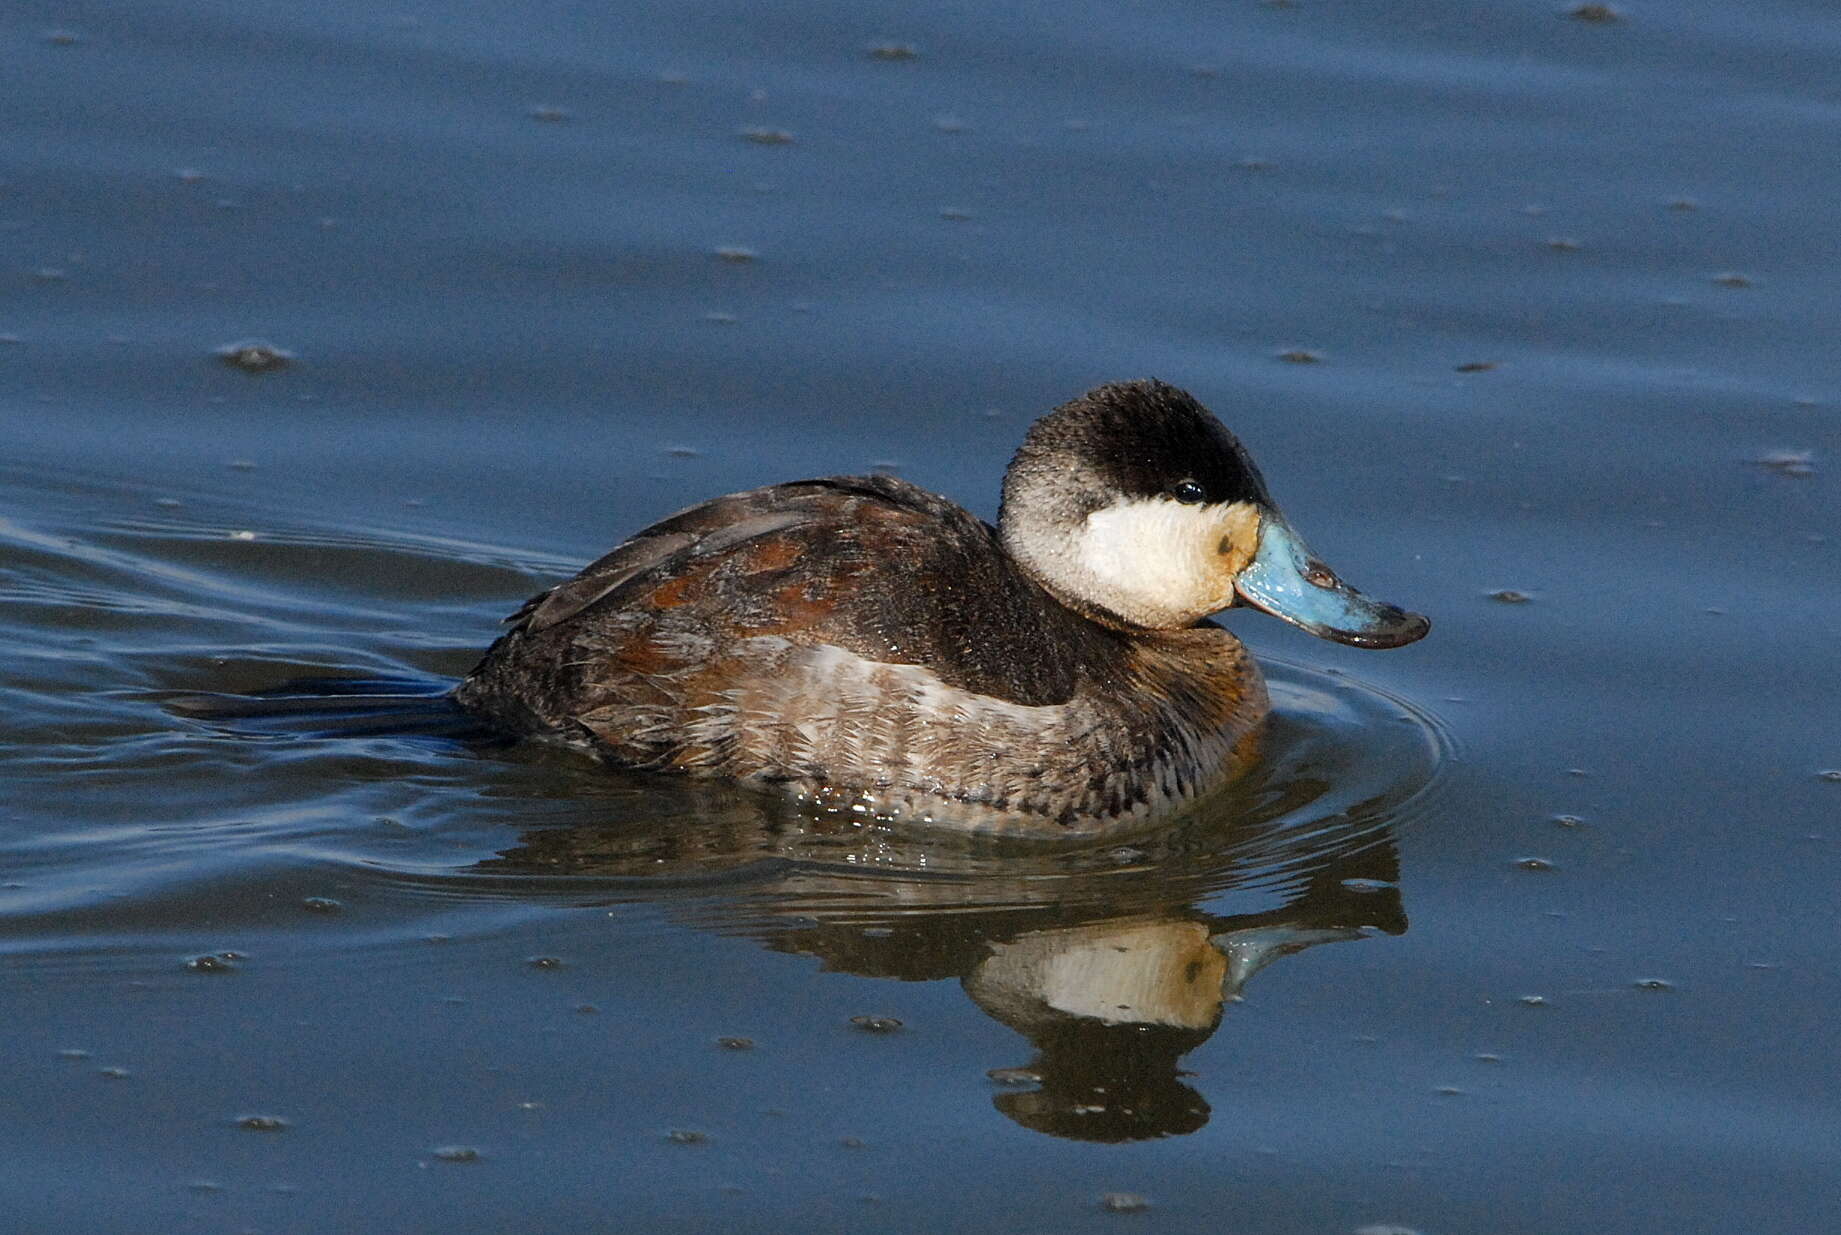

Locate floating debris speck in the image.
[1455,361,1497,373]
[714,246,758,263]
[186,952,243,973]
[740,127,794,145]
[849,1014,903,1034]
[236,1115,290,1132]
[1752,450,1814,477]
[1277,349,1323,364]
[1567,3,1622,22]
[1099,1192,1150,1214]
[867,42,918,60]
[214,339,294,373]
[987,1066,1039,1086]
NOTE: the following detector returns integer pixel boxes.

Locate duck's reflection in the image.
[479,781,1407,1142]
[969,846,1400,1140]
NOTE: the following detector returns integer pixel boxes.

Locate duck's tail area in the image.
[166,676,495,741]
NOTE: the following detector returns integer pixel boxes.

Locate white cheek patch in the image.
[1077,499,1256,627]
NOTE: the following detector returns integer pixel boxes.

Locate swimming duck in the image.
[455,380,1427,832]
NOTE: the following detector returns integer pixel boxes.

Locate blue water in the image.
[4,1,1839,1231]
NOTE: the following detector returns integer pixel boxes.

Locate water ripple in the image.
[2,465,1447,963]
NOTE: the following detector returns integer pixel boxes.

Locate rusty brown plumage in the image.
[455,473,1268,833]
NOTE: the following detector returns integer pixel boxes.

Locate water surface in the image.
[4,1,1838,1232]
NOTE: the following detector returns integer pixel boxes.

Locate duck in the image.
[454,380,1428,833]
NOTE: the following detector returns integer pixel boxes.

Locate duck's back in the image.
[455,474,1263,829]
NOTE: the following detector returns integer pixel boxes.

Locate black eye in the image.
[1172,479,1207,504]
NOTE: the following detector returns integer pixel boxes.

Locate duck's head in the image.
[999,380,1429,647]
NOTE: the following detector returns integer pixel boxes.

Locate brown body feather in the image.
[455,474,1267,832]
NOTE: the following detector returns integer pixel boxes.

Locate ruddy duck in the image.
[455,380,1428,832]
